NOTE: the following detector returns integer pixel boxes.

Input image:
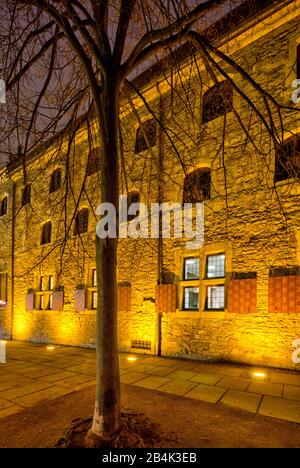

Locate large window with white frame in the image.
[180,252,226,312]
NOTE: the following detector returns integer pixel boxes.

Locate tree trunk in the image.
[92,72,121,441]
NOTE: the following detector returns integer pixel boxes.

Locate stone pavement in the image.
[0,341,300,425]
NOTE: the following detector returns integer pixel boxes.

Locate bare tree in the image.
[1,0,297,445]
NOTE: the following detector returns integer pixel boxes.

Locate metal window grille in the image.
[184,258,200,280]
[207,285,225,310]
[206,254,225,278]
[131,340,151,351]
[184,287,199,310]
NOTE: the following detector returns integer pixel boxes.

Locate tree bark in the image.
[92,70,121,440]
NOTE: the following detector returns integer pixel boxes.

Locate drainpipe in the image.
[156,83,164,357]
[10,180,15,340]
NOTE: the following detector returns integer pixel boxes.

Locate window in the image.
[92,269,97,287]
[180,251,226,313]
[41,222,52,245]
[87,148,100,176]
[275,135,300,182]
[0,273,7,307]
[207,285,225,310]
[184,258,200,280]
[0,197,7,217]
[21,184,31,206]
[183,168,211,203]
[202,81,233,124]
[127,190,140,222]
[35,275,54,310]
[87,268,97,310]
[49,168,61,193]
[134,118,156,154]
[92,291,98,310]
[206,254,225,279]
[74,208,89,235]
[183,287,199,310]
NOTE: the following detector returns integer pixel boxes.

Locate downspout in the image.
[156,83,164,357]
[10,180,15,340]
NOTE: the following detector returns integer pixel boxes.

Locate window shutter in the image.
[227,278,257,314]
[155,284,177,313]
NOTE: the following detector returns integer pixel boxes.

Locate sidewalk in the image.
[0,341,300,424]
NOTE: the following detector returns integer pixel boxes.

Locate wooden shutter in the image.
[118,286,131,312]
[155,284,177,313]
[227,278,257,314]
[269,276,300,313]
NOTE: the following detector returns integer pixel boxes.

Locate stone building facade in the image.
[0,0,300,369]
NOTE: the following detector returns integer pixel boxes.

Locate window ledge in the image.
[175,310,226,319]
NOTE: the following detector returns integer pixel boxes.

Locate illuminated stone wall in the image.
[0,1,299,369]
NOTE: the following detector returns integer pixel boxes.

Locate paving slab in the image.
[216,365,247,377]
[248,381,283,398]
[217,376,251,392]
[270,373,300,387]
[158,379,197,396]
[0,405,23,418]
[189,372,223,386]
[134,376,171,390]
[147,366,175,377]
[128,363,158,373]
[167,370,198,381]
[12,386,73,408]
[186,384,226,403]
[283,385,300,402]
[1,381,51,400]
[37,370,77,383]
[0,397,14,410]
[55,374,95,388]
[259,396,300,424]
[120,372,147,385]
[221,390,262,413]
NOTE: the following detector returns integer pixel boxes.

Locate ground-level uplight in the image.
[46,345,55,351]
[253,372,266,379]
[127,356,138,362]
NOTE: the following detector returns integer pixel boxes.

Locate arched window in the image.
[275,135,300,182]
[0,197,8,217]
[21,184,31,206]
[74,208,89,235]
[134,118,156,154]
[202,81,233,124]
[41,222,52,245]
[87,148,101,176]
[127,190,140,222]
[183,168,211,203]
[49,168,61,193]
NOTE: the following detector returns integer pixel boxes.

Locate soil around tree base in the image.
[54,413,169,448]
[0,383,299,448]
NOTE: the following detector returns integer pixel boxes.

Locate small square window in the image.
[92,291,98,310]
[92,269,97,287]
[207,285,225,310]
[183,287,199,310]
[184,258,200,280]
[206,254,225,278]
